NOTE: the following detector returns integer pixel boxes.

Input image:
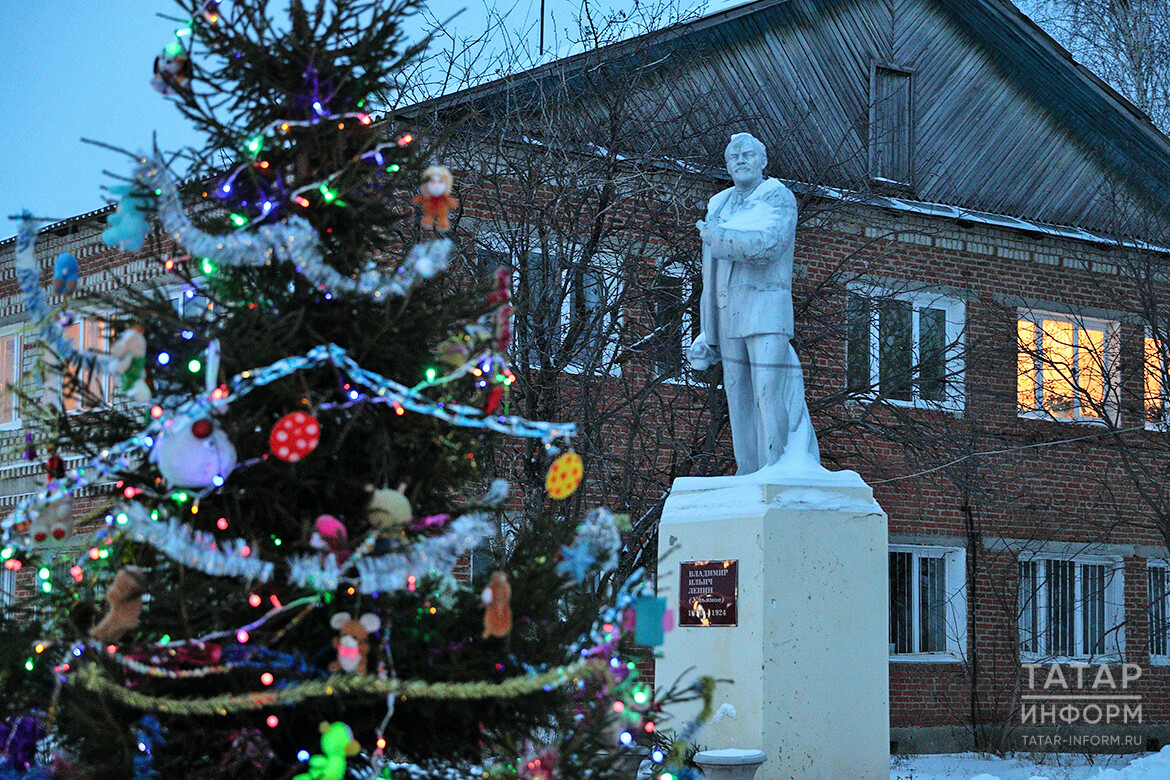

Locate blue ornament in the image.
[634,596,667,646]
[52,252,79,294]
[556,542,595,583]
[131,715,165,780]
[102,185,152,252]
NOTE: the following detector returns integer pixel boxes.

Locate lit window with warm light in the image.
[0,327,22,429]
[1017,311,1118,424]
[1145,333,1169,429]
[47,315,114,413]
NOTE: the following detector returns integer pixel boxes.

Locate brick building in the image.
[4,0,1170,756]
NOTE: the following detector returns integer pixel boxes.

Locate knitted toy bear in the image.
[481,570,512,639]
[89,567,147,644]
[412,165,458,233]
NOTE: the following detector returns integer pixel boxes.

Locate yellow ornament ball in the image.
[545,452,583,500]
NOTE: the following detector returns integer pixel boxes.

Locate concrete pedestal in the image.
[656,466,888,779]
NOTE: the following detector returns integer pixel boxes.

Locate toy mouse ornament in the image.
[412,165,458,233]
[329,612,381,674]
[481,570,512,639]
[293,721,360,780]
[89,567,147,645]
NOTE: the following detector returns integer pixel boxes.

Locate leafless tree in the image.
[1019,0,1170,131]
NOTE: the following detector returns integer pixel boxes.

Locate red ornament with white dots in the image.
[269,411,321,462]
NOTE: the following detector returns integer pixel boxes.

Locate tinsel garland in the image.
[557,508,622,583]
[14,217,119,376]
[72,658,598,715]
[0,340,571,548]
[109,645,320,680]
[120,504,274,582]
[351,512,493,594]
[133,157,452,300]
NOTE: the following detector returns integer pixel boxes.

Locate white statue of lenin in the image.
[688,132,820,474]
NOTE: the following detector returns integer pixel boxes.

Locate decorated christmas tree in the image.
[0,1,712,778]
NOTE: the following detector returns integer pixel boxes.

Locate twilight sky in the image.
[0,0,671,239]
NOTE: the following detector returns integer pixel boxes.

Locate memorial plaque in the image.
[679,560,738,626]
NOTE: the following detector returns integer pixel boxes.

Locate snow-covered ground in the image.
[890,747,1170,780]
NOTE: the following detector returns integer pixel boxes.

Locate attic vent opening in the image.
[870,65,913,187]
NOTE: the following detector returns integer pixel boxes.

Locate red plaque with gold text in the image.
[678,560,738,626]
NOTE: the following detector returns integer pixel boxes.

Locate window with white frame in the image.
[889,545,967,658]
[169,283,212,319]
[846,287,964,407]
[1017,311,1119,423]
[478,239,621,373]
[1149,561,1170,662]
[0,326,22,429]
[0,567,14,615]
[650,264,698,378]
[1018,554,1125,661]
[48,315,114,413]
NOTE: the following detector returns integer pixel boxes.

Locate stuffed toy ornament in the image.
[24,494,74,546]
[292,722,360,780]
[481,570,512,639]
[52,252,79,295]
[329,612,381,674]
[111,325,150,402]
[309,515,350,563]
[412,165,458,233]
[89,567,147,644]
[151,39,192,95]
[102,185,152,252]
[152,415,237,488]
[366,483,412,532]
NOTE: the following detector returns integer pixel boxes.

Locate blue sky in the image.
[0,0,651,239]
[0,2,200,233]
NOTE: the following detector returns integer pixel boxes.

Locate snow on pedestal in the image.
[656,463,888,780]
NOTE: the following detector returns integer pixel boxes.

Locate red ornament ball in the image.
[269,412,321,462]
[190,418,214,440]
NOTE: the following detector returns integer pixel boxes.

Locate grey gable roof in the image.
[417,0,1170,239]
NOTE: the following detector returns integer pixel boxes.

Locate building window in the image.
[1149,562,1170,663]
[1017,311,1119,423]
[889,545,966,658]
[481,239,621,373]
[1019,555,1125,661]
[0,567,14,615]
[49,315,114,413]
[651,265,698,378]
[847,288,964,407]
[870,66,913,185]
[1145,334,1169,428]
[0,327,22,429]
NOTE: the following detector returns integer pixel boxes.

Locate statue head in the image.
[724,133,767,190]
